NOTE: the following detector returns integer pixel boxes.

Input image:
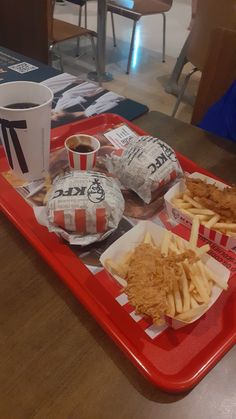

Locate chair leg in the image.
[76,5,83,56]
[78,4,82,26]
[127,21,137,74]
[110,12,117,47]
[49,43,64,72]
[172,68,198,117]
[165,34,190,95]
[90,35,102,87]
[84,0,87,29]
[57,44,64,72]
[162,13,166,63]
[48,44,53,66]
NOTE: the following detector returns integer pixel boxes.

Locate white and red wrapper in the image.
[41,171,124,245]
[105,136,183,204]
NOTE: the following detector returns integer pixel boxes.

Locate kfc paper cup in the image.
[0,81,53,182]
[65,134,100,171]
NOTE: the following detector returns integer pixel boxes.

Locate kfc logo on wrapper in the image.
[105,135,183,204]
[87,178,105,203]
[44,171,125,246]
[65,134,100,171]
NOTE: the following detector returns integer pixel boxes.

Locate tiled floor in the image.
[54,0,201,123]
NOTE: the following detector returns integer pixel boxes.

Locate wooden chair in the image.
[107,0,173,74]
[0,0,97,72]
[50,0,97,71]
[191,27,236,125]
[171,0,236,117]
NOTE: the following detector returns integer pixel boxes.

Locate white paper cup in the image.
[65,134,100,171]
[0,81,53,182]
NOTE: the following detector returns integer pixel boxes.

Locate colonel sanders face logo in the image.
[87,178,105,203]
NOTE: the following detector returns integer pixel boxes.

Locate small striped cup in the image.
[65,134,100,171]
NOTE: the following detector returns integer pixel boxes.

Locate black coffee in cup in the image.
[5,102,39,109]
[71,144,94,153]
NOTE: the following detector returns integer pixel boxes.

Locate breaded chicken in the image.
[186,177,236,221]
[124,243,197,325]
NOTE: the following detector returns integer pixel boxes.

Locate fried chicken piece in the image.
[186,177,236,221]
[124,244,196,325]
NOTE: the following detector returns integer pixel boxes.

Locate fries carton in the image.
[164,172,236,253]
[100,221,230,329]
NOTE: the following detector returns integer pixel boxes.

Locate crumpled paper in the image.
[34,170,124,245]
[105,136,183,204]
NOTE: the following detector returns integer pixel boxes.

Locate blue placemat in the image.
[0,46,148,128]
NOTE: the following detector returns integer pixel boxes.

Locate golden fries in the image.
[180,268,191,312]
[171,185,236,237]
[167,293,175,317]
[143,232,153,245]
[189,217,200,248]
[176,305,208,321]
[173,280,183,313]
[104,221,228,325]
[161,230,171,256]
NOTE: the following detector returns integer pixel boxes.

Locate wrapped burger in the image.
[105,136,183,204]
[45,171,125,245]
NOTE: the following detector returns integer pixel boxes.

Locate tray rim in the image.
[0,113,235,393]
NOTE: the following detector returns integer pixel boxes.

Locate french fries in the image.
[104,222,228,324]
[171,184,236,237]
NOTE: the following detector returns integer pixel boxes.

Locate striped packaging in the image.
[65,134,100,171]
[164,172,236,253]
[46,171,124,245]
[100,221,230,330]
[67,147,97,170]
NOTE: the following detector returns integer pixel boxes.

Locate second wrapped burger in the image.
[106,136,183,204]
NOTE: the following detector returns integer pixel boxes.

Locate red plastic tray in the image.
[1,113,236,393]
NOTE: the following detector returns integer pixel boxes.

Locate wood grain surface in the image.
[135,111,236,184]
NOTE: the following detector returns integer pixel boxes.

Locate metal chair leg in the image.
[127,20,137,74]
[162,13,166,63]
[165,33,190,95]
[49,43,64,72]
[90,35,102,87]
[76,5,83,56]
[57,44,64,72]
[84,0,87,29]
[48,44,54,66]
[110,12,117,47]
[172,68,198,117]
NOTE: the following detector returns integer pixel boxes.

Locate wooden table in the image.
[135,111,236,184]
[1,111,236,419]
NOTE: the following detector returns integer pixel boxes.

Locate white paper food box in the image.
[100,221,230,329]
[164,172,236,253]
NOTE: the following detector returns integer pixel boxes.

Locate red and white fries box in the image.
[164,172,236,253]
[100,221,230,329]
